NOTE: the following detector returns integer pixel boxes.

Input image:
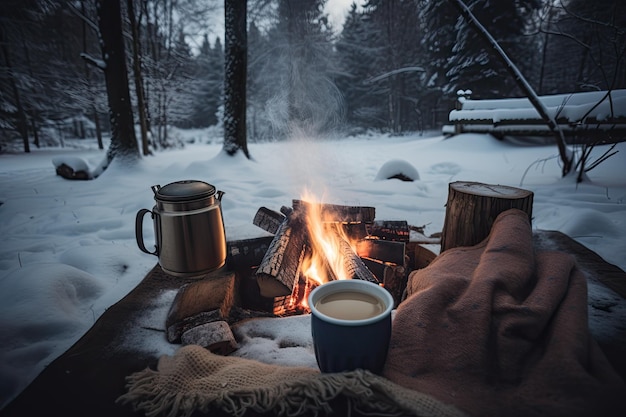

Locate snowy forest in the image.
[0,0,624,155]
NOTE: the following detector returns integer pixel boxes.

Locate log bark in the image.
[252,207,286,234]
[440,181,533,252]
[255,217,308,297]
[333,227,378,283]
[226,236,274,270]
[383,261,408,307]
[366,220,410,242]
[165,269,237,342]
[356,239,406,266]
[406,242,437,270]
[292,200,376,223]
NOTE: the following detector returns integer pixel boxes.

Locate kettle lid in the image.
[153,180,216,202]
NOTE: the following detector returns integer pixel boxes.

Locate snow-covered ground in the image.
[1,129,625,408]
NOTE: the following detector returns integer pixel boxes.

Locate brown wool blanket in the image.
[383,208,626,417]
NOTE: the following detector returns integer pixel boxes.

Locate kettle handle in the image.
[135,209,158,256]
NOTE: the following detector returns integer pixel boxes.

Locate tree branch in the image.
[80,53,106,71]
[449,0,573,176]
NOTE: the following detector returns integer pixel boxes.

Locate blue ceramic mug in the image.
[308,279,394,374]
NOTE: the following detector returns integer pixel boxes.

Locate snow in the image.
[451,89,626,123]
[1,129,626,409]
[374,159,420,181]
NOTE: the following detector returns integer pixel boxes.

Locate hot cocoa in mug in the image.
[314,290,385,320]
[309,279,394,374]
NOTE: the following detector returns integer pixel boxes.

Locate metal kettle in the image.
[135,180,226,278]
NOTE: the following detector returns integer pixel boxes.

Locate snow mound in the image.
[374,159,420,182]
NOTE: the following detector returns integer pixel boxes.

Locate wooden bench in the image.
[443,89,626,143]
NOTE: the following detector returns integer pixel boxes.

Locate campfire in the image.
[253,195,410,316]
[165,195,434,354]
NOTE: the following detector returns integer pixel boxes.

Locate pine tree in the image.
[445,0,542,98]
[265,0,341,138]
[335,3,386,131]
[360,0,425,133]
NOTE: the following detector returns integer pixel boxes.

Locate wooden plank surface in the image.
[2,233,624,417]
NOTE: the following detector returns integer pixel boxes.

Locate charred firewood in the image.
[356,239,406,266]
[366,220,410,242]
[255,214,308,297]
[331,226,379,283]
[292,199,376,224]
[252,207,286,235]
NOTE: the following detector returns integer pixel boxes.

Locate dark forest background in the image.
[1,0,624,154]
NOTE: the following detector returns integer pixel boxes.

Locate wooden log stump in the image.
[440,181,533,252]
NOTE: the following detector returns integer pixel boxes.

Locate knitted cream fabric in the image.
[117,344,466,417]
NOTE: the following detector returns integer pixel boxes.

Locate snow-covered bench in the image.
[443,89,626,143]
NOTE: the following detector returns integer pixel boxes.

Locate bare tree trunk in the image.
[449,0,573,177]
[223,0,250,158]
[96,0,139,167]
[0,26,30,153]
[127,0,151,156]
[80,0,104,151]
[93,107,103,149]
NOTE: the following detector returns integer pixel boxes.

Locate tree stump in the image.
[440,181,533,252]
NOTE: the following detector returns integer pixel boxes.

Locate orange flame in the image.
[300,190,354,284]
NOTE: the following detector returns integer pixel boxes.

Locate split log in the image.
[272,275,318,316]
[226,236,274,270]
[440,181,533,252]
[406,242,437,270]
[252,207,286,234]
[383,261,407,307]
[255,216,308,297]
[165,269,237,343]
[181,320,237,355]
[292,200,376,223]
[356,239,406,266]
[331,227,378,283]
[366,220,410,242]
[166,310,222,344]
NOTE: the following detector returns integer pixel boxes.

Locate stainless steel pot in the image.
[135,180,226,278]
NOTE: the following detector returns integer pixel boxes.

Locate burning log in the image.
[366,220,410,242]
[255,215,308,297]
[332,226,378,283]
[292,199,376,223]
[356,239,406,266]
[273,275,318,316]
